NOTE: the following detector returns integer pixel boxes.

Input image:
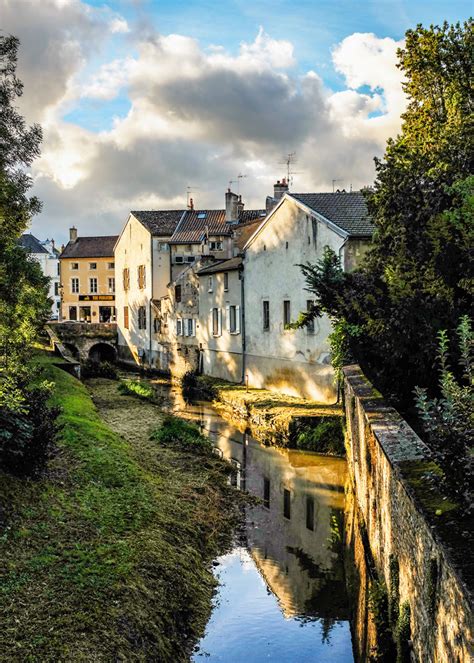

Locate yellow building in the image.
[59,227,118,323]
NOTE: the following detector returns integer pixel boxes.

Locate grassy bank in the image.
[0,350,240,662]
[188,374,343,450]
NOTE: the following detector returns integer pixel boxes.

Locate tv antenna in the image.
[229,173,247,194]
[332,179,343,193]
[278,152,301,187]
[186,186,199,208]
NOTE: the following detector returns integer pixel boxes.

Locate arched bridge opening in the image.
[88,342,117,363]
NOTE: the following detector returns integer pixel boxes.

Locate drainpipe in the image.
[338,237,348,269]
[240,262,246,384]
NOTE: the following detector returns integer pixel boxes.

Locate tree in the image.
[0,36,57,474]
[297,20,474,408]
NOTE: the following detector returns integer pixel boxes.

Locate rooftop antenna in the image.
[332,179,343,193]
[278,152,301,187]
[237,173,247,195]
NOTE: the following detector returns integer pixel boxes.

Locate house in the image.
[196,218,262,382]
[18,233,60,318]
[243,187,373,402]
[114,210,182,365]
[59,228,118,323]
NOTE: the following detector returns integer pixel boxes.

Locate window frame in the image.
[71,277,79,294]
[89,262,97,270]
[223,272,229,292]
[89,277,98,294]
[263,300,270,331]
[283,300,291,328]
[70,262,79,270]
[108,277,115,294]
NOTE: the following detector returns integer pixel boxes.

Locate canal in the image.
[152,381,355,662]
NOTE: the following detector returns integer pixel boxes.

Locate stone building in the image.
[114,210,182,365]
[18,233,60,318]
[59,228,118,323]
[243,189,373,402]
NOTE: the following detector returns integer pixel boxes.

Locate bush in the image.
[118,379,155,401]
[81,360,118,380]
[295,417,345,455]
[151,415,213,455]
[0,381,60,476]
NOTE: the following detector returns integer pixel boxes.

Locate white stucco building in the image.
[18,233,60,318]
[243,190,373,402]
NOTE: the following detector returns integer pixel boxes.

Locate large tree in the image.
[297,20,473,407]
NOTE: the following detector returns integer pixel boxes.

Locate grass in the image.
[118,378,156,401]
[0,350,240,662]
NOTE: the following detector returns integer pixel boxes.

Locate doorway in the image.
[79,306,91,322]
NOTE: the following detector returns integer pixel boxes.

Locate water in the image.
[151,382,355,662]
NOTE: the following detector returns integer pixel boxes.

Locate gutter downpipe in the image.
[149,235,153,368]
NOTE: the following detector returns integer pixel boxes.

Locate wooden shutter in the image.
[235,305,241,333]
[225,305,231,332]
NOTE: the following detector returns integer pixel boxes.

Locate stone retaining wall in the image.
[343,365,473,663]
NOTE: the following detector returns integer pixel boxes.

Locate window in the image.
[211,308,221,336]
[153,317,161,333]
[89,262,97,270]
[138,306,147,330]
[174,256,184,264]
[307,300,315,334]
[283,489,291,520]
[183,318,196,337]
[185,256,195,263]
[54,282,60,296]
[158,242,169,252]
[89,277,98,294]
[283,300,291,327]
[223,272,229,291]
[263,300,270,331]
[175,284,182,303]
[209,240,223,251]
[263,477,270,509]
[70,262,78,270]
[208,276,213,292]
[285,241,289,250]
[138,264,146,289]
[123,268,130,291]
[123,306,129,329]
[71,277,79,294]
[108,262,115,269]
[306,495,314,531]
[108,277,115,294]
[176,318,183,336]
[227,305,240,334]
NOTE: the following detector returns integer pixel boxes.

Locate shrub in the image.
[368,580,396,661]
[81,360,118,380]
[295,417,345,455]
[180,370,198,396]
[0,381,60,476]
[118,379,155,401]
[151,415,213,455]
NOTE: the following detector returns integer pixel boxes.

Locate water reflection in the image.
[152,383,354,662]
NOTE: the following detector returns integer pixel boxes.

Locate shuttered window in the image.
[138,265,146,289]
[124,306,129,330]
[123,268,130,291]
[138,306,147,330]
[211,308,221,336]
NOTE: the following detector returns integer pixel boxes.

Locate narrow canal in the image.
[151,381,355,663]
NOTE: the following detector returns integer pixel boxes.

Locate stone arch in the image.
[88,342,117,363]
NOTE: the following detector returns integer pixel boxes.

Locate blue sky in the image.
[3,0,470,241]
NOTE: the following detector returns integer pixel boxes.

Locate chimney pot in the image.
[273,178,289,202]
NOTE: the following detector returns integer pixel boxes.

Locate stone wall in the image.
[344,364,473,663]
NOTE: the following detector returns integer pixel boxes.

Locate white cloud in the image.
[1,1,408,242]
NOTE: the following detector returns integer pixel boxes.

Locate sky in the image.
[2,0,470,244]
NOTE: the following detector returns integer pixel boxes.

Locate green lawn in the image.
[0,351,238,662]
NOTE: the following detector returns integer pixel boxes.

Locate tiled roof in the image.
[169,208,267,244]
[18,233,48,254]
[170,210,229,244]
[131,210,184,237]
[233,219,264,250]
[60,236,118,258]
[197,256,243,275]
[289,192,373,237]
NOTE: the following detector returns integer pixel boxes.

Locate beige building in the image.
[59,228,118,323]
[243,189,373,402]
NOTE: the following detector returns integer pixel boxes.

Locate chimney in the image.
[69,226,78,242]
[188,197,194,211]
[273,178,289,201]
[236,194,244,218]
[225,188,239,222]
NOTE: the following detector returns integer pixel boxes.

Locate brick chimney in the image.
[225,189,240,222]
[273,178,289,201]
[188,197,194,211]
[69,226,78,242]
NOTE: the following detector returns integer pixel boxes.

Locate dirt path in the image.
[85,377,164,445]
